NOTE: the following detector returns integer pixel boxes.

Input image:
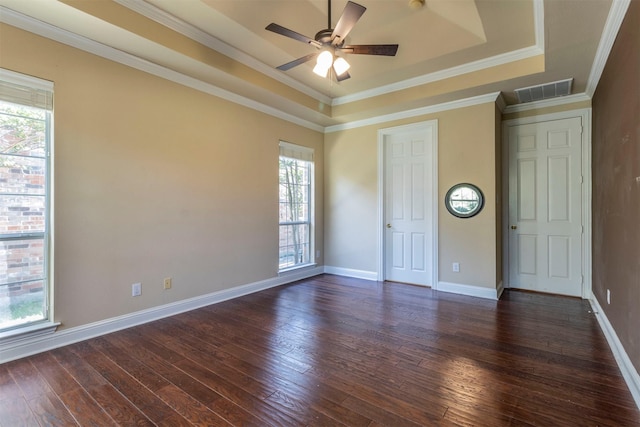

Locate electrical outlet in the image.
[452,262,460,273]
[607,289,610,305]
[163,277,172,290]
[132,282,141,297]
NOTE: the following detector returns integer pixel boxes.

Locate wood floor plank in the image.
[105,331,221,406]
[67,340,190,426]
[29,352,81,396]
[5,358,52,400]
[50,343,160,425]
[0,396,40,427]
[152,331,279,400]
[58,387,117,426]
[207,394,271,427]
[104,330,267,426]
[1,274,638,426]
[169,312,374,425]
[166,337,341,426]
[87,383,155,427]
[155,383,233,426]
[174,357,300,427]
[262,388,346,426]
[26,391,80,427]
[87,337,172,392]
[340,394,425,427]
[0,364,23,402]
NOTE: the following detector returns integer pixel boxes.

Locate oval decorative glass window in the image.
[445,183,484,218]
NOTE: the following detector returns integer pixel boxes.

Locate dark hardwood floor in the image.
[1,274,639,426]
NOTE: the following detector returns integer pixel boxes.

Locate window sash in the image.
[0,70,52,333]
[278,142,313,271]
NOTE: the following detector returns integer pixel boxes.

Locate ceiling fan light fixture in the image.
[266,1,399,82]
[333,57,351,76]
[313,62,330,78]
[317,50,334,68]
[313,50,334,78]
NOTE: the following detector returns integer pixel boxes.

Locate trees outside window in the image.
[279,142,313,271]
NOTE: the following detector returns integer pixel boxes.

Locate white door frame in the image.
[377,120,439,288]
[502,108,592,298]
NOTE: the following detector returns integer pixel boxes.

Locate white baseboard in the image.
[496,281,505,299]
[589,294,640,410]
[323,266,378,281]
[321,269,502,300]
[437,281,501,300]
[0,266,324,363]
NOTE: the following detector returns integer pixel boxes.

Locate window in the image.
[279,141,313,271]
[0,69,52,333]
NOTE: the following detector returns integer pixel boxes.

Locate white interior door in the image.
[508,117,583,296]
[383,126,434,286]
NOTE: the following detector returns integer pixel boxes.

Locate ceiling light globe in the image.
[333,57,351,76]
[317,50,334,68]
[313,63,330,78]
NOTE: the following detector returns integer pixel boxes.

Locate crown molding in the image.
[495,93,507,113]
[533,0,545,50]
[502,93,591,115]
[331,46,543,107]
[0,6,324,133]
[6,0,611,134]
[585,0,631,97]
[114,0,332,106]
[325,92,501,133]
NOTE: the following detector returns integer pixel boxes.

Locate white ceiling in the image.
[0,0,617,129]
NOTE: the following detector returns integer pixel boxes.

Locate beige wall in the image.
[324,103,500,290]
[0,24,323,330]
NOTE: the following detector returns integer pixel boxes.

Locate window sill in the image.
[279,263,318,275]
[0,321,60,346]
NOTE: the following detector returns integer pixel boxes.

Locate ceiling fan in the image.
[265,0,399,82]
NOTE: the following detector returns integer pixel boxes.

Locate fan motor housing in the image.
[315,29,335,45]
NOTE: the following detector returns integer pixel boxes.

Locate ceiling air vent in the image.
[514,78,573,103]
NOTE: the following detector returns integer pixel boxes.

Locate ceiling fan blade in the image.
[340,44,399,56]
[336,71,351,82]
[276,53,319,71]
[266,23,321,48]
[331,1,366,46]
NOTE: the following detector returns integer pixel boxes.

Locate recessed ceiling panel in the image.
[145,0,534,97]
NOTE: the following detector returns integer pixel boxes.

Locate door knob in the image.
[511,225,517,230]
[386,224,392,228]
